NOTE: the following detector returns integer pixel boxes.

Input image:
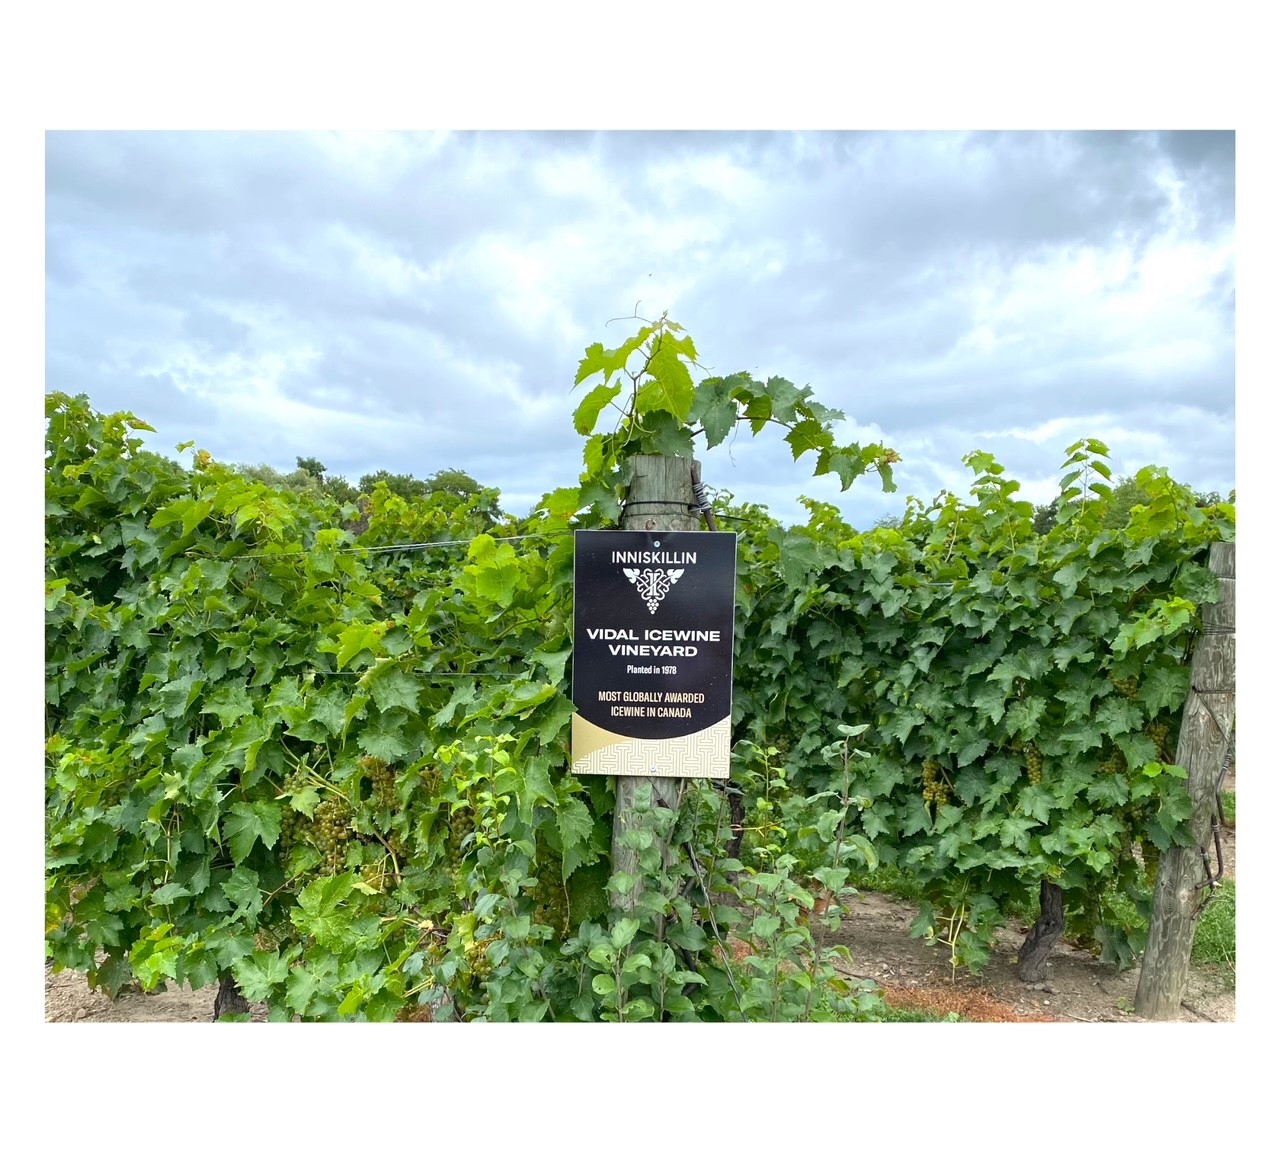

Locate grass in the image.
[857,862,1042,926]
[855,862,926,903]
[1191,877,1236,988]
[1220,790,1236,827]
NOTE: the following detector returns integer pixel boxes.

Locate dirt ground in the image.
[830,878,1235,1024]
[45,799,1236,1025]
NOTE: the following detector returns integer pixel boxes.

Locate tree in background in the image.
[358,469,429,501]
[228,455,506,531]
[296,456,360,505]
[231,461,324,493]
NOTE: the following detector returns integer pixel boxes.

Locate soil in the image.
[44,791,1236,1025]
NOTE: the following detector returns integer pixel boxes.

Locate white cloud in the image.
[43,130,1235,526]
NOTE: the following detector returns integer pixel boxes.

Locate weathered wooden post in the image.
[611,457,701,903]
[1134,541,1235,1018]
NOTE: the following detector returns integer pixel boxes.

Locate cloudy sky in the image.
[45,128,1235,527]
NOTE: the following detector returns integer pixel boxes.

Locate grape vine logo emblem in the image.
[622,566,685,614]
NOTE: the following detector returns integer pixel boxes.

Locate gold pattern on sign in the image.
[571,715,731,779]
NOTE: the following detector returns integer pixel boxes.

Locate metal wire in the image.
[182,531,573,562]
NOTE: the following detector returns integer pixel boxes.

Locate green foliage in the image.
[541,310,899,525]
[722,727,883,1020]
[1033,472,1232,536]
[728,437,1233,972]
[46,312,1233,1017]
[44,356,888,1022]
[45,391,580,1017]
[357,467,504,527]
[851,862,926,904]
[877,1007,962,1022]
[1191,879,1235,987]
[358,468,430,501]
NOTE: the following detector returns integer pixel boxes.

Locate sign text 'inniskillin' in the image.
[571,530,737,778]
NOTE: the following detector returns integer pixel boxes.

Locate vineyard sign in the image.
[571,530,737,778]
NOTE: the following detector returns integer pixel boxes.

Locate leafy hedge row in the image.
[45,390,878,1020]
[46,315,1233,1015]
[728,444,1233,968]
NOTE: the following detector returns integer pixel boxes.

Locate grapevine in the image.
[45,318,1232,1016]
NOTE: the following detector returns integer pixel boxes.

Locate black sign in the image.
[571,529,737,778]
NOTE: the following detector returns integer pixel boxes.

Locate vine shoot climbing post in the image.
[1134,541,1235,1019]
[609,455,703,910]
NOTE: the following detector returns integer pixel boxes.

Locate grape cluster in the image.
[280,804,305,851]
[1023,742,1044,785]
[921,758,950,809]
[530,852,570,938]
[1099,744,1127,775]
[279,764,311,851]
[360,754,397,810]
[1142,842,1160,887]
[358,863,386,893]
[1144,720,1173,762]
[313,796,353,872]
[465,937,493,982]
[1110,675,1140,700]
[444,804,475,885]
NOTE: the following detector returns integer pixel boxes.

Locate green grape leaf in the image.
[573,382,623,435]
[223,801,282,864]
[764,376,805,423]
[1137,665,1189,712]
[331,621,386,671]
[232,950,290,1002]
[360,663,422,714]
[222,866,264,921]
[356,712,417,762]
[290,873,358,949]
[784,419,827,460]
[635,341,694,422]
[690,375,740,448]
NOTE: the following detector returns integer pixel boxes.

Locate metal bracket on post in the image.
[691,459,719,532]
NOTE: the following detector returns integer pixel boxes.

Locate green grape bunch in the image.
[280,804,305,851]
[1023,742,1044,785]
[445,803,474,883]
[360,754,398,811]
[278,762,314,851]
[530,851,570,938]
[313,796,354,873]
[1099,743,1127,775]
[1144,720,1173,763]
[921,757,950,810]
[1110,675,1140,701]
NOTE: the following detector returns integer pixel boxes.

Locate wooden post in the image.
[1134,541,1235,1018]
[610,455,702,910]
